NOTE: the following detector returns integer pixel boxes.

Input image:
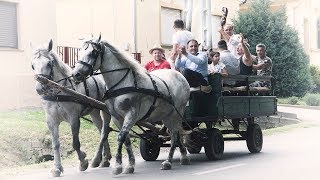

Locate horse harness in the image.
[78,40,175,120]
[42,77,101,108]
[37,53,102,110]
[97,68,174,121]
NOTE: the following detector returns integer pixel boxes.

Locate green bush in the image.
[310,65,320,93]
[303,93,320,106]
[287,96,299,105]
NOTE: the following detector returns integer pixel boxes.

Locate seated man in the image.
[144,44,171,72]
[218,40,240,86]
[251,43,273,88]
[175,39,211,93]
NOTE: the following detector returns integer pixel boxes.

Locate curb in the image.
[256,108,299,129]
[278,104,320,110]
[276,111,297,119]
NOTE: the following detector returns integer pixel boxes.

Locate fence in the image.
[57,46,142,67]
[57,46,80,67]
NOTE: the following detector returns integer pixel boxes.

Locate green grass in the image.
[277,93,320,106]
[0,108,123,176]
[277,97,306,105]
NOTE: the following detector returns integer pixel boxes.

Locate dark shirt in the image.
[237,56,254,86]
[239,56,253,75]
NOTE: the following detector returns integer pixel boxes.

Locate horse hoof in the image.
[100,160,110,168]
[161,160,172,170]
[123,166,134,174]
[112,166,123,175]
[50,168,62,177]
[180,156,190,165]
[91,157,101,168]
[79,159,89,171]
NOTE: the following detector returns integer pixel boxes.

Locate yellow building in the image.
[56,0,240,64]
[0,0,240,109]
[0,0,56,109]
[240,0,320,65]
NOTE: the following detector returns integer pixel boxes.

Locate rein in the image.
[36,53,102,110]
[75,41,175,121]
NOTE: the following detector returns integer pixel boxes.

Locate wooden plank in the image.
[35,75,162,134]
[34,75,108,111]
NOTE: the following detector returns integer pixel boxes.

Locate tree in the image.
[233,0,312,97]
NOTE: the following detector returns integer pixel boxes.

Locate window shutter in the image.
[0,2,18,48]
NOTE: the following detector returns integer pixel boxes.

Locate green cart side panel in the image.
[217,96,277,119]
[184,74,222,121]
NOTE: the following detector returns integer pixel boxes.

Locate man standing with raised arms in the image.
[168,19,193,69]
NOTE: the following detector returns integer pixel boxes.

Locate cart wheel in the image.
[185,131,202,154]
[187,146,202,154]
[140,136,160,161]
[246,123,263,153]
[204,128,224,160]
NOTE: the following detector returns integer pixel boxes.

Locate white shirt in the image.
[208,62,226,74]
[228,34,241,59]
[172,30,194,48]
[220,50,240,75]
[169,30,194,69]
[220,50,240,85]
[175,52,208,80]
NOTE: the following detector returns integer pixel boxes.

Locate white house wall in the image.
[0,0,57,110]
[286,0,320,65]
[56,0,135,56]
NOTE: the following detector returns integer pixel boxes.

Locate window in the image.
[160,7,181,46]
[0,1,18,48]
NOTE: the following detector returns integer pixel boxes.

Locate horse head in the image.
[31,39,55,95]
[73,34,103,82]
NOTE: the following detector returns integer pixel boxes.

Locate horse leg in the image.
[70,118,89,171]
[90,110,111,168]
[122,135,135,174]
[161,130,178,170]
[112,130,125,175]
[177,132,190,165]
[100,110,112,167]
[112,113,136,175]
[47,118,63,177]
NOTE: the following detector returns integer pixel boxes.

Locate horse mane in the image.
[100,41,147,74]
[35,47,73,77]
[50,51,73,77]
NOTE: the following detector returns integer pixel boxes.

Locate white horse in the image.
[72,35,191,175]
[31,40,112,177]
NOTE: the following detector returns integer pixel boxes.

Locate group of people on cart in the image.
[144,19,273,93]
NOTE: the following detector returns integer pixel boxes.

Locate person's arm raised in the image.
[240,34,253,65]
[219,27,230,42]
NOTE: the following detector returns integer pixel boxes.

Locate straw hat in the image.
[149,44,165,54]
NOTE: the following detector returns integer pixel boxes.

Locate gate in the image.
[57,46,80,67]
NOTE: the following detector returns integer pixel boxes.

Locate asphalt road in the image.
[4,106,320,180]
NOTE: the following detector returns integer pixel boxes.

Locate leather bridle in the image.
[77,40,104,77]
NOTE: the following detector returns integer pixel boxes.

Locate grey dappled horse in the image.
[72,35,191,175]
[31,40,111,177]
